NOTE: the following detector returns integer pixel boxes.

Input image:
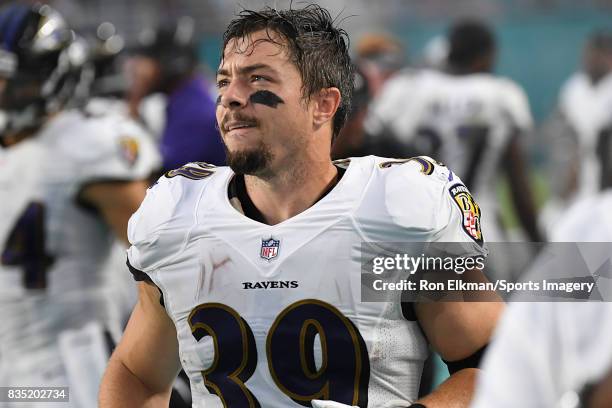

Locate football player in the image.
[540,31,612,234]
[100,6,503,407]
[78,21,168,333]
[365,20,543,244]
[0,3,159,407]
[471,302,612,408]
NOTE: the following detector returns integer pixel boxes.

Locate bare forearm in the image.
[100,283,181,407]
[507,170,543,242]
[505,136,544,242]
[80,180,148,245]
[415,368,478,408]
[99,357,171,408]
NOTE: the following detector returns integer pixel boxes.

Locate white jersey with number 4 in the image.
[0,107,160,405]
[127,156,486,408]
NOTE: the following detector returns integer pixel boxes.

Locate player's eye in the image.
[251,75,268,83]
[216,78,229,89]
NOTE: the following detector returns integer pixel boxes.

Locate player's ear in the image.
[312,87,341,131]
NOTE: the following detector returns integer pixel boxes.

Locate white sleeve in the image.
[73,115,161,187]
[427,165,488,259]
[558,73,583,118]
[383,157,487,258]
[432,180,486,254]
[470,302,559,408]
[499,79,533,131]
[126,176,184,276]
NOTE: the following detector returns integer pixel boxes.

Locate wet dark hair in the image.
[222,4,354,142]
[448,20,496,69]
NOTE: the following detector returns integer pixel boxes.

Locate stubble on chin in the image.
[224,142,273,176]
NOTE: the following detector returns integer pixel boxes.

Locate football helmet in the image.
[81,21,126,99]
[133,16,197,93]
[0,3,80,137]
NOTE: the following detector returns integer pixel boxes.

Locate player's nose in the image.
[219,80,249,110]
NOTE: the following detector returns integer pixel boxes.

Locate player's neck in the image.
[243,159,339,225]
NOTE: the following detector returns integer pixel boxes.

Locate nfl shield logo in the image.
[260,238,280,261]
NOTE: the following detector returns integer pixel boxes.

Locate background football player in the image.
[365,19,543,245]
[126,18,226,170]
[0,3,159,407]
[471,121,612,407]
[540,30,612,234]
[471,302,612,408]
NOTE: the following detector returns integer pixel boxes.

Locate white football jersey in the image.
[558,72,608,198]
[549,190,612,242]
[588,74,612,193]
[366,69,533,238]
[471,302,612,408]
[127,156,486,408]
[559,72,599,142]
[0,106,160,398]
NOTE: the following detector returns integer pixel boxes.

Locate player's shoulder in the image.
[42,108,133,159]
[558,73,591,119]
[140,162,228,211]
[76,108,150,149]
[40,108,161,184]
[488,75,529,100]
[140,161,228,220]
[472,74,532,127]
[372,155,454,191]
[127,162,229,269]
[374,68,430,101]
[560,72,589,98]
[333,155,454,205]
[370,155,458,219]
[373,155,485,245]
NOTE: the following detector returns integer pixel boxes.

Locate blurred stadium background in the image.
[12,0,612,121]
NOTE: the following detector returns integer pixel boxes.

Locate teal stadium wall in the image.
[398,8,612,122]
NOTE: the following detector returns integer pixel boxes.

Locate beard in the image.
[220,112,274,175]
[224,139,273,175]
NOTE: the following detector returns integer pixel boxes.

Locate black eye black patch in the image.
[249,90,285,108]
